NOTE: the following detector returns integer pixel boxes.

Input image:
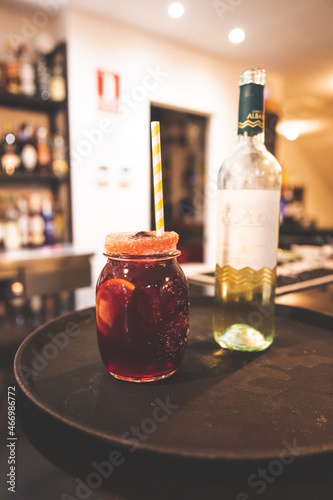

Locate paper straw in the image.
[151,121,165,236]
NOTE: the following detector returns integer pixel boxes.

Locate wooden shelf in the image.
[0,91,67,113]
[0,171,68,185]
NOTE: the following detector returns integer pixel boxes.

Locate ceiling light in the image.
[282,124,299,141]
[277,122,300,141]
[277,120,324,140]
[228,28,245,44]
[168,3,185,18]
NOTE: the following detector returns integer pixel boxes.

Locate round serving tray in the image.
[14,297,333,462]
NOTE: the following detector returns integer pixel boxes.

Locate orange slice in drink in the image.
[96,278,135,334]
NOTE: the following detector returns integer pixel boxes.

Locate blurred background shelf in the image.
[0,91,67,112]
[0,171,68,184]
[0,42,72,253]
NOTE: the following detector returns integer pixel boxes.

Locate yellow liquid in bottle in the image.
[213,264,276,351]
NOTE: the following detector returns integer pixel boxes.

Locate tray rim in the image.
[14,300,333,462]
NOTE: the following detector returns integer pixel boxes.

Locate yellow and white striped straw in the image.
[151,121,164,236]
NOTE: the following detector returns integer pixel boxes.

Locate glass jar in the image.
[96,247,189,382]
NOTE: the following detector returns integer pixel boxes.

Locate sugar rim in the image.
[104,231,179,256]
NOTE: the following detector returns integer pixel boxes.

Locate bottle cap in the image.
[239,68,265,86]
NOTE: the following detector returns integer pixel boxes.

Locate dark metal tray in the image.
[14,297,333,462]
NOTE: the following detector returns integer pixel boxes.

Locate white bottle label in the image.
[216,190,280,271]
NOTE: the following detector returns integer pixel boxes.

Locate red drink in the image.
[96,231,189,382]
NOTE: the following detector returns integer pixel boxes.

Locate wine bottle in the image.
[214,68,281,352]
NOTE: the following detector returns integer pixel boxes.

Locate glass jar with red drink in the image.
[96,231,189,382]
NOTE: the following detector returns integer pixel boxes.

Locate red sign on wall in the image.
[97,69,119,112]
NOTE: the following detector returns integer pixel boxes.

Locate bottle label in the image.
[238,83,264,136]
[216,190,280,270]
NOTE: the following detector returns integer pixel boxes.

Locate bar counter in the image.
[0,245,93,295]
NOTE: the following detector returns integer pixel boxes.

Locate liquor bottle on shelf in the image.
[18,123,38,173]
[1,124,21,175]
[17,44,36,97]
[36,126,51,176]
[42,197,55,245]
[52,131,68,178]
[4,196,21,251]
[214,68,282,352]
[49,52,66,102]
[53,199,65,243]
[4,41,20,94]
[36,53,51,101]
[17,196,30,248]
[28,193,45,247]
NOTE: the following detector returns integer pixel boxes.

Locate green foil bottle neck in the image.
[238,83,264,137]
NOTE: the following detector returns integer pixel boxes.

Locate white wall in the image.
[65,8,285,286]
